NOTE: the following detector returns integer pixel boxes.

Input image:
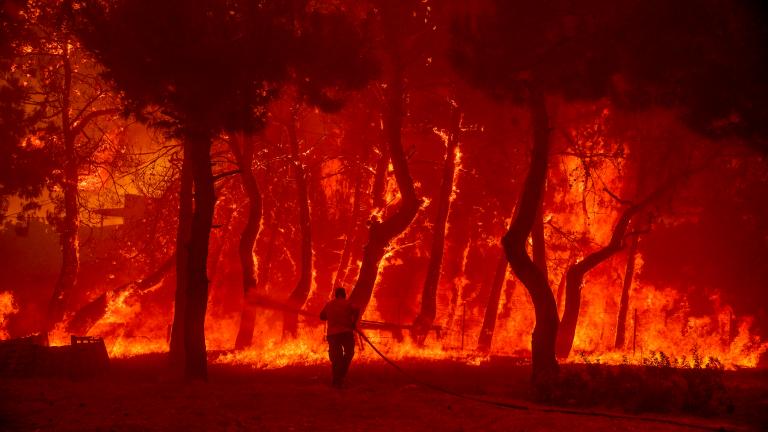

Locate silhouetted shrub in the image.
[551,360,732,415]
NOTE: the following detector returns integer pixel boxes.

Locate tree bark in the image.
[477,251,509,351]
[500,86,559,387]
[615,232,639,349]
[412,105,461,340]
[283,107,313,337]
[183,131,216,381]
[45,37,78,334]
[348,65,420,314]
[169,145,193,367]
[230,134,263,349]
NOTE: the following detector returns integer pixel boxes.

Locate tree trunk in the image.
[348,66,420,314]
[555,204,640,359]
[257,211,278,294]
[183,132,216,381]
[500,86,559,388]
[412,105,461,340]
[332,165,364,290]
[532,203,548,280]
[555,257,571,315]
[371,140,389,211]
[284,107,313,337]
[45,38,77,334]
[477,251,508,351]
[615,233,639,349]
[169,145,193,367]
[230,134,263,350]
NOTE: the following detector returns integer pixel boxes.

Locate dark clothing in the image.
[327,331,355,387]
[319,298,358,336]
[320,298,359,387]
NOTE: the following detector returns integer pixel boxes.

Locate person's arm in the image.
[320,304,328,321]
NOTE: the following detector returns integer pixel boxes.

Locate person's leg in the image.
[327,334,343,386]
[339,332,355,380]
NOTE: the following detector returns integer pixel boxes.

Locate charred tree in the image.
[478,209,517,351]
[169,146,193,367]
[615,232,640,349]
[501,86,559,387]
[412,105,461,340]
[554,168,677,360]
[284,107,313,337]
[555,203,639,359]
[348,65,420,313]
[477,251,509,351]
[555,261,569,315]
[230,134,263,349]
[183,131,216,380]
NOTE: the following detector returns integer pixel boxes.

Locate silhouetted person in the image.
[320,287,359,388]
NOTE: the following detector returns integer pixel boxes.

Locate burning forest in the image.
[1,0,768,430]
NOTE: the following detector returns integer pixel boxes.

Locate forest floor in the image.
[0,353,766,431]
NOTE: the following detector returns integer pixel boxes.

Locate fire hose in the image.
[352,328,738,431]
[254,295,736,431]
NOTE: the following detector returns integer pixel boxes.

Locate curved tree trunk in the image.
[284,107,313,337]
[412,105,461,340]
[477,251,509,351]
[348,66,420,314]
[615,232,639,349]
[555,204,640,359]
[230,133,263,349]
[500,86,559,388]
[183,132,216,381]
[169,145,193,367]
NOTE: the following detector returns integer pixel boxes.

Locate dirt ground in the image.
[0,354,765,431]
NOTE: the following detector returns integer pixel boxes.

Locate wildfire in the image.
[0,291,19,339]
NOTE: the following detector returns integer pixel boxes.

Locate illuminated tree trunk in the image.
[371,141,389,210]
[231,134,263,349]
[445,220,473,330]
[532,204,548,280]
[184,132,216,380]
[413,106,461,339]
[45,38,78,333]
[555,257,571,314]
[332,167,363,289]
[169,146,193,367]
[257,210,278,294]
[501,86,559,387]
[477,251,508,351]
[555,205,639,359]
[615,233,639,349]
[348,66,420,314]
[284,108,313,337]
